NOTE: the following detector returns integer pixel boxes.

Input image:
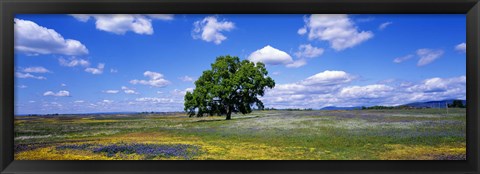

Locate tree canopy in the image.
[184,55,275,120]
[448,100,466,108]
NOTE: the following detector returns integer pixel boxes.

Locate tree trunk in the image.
[227,110,232,120]
[226,106,232,120]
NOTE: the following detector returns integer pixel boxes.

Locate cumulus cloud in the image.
[266,70,355,97]
[248,45,293,66]
[135,97,174,103]
[171,88,194,96]
[124,90,137,94]
[393,54,414,63]
[261,72,466,109]
[85,63,105,75]
[102,100,114,104]
[59,57,90,67]
[14,18,88,56]
[339,84,394,99]
[455,43,466,53]
[179,76,195,82]
[299,14,373,51]
[301,70,355,86]
[416,48,444,66]
[145,14,174,20]
[297,27,307,35]
[192,16,235,44]
[15,72,46,80]
[121,86,139,94]
[294,44,324,58]
[104,90,119,94]
[130,71,170,87]
[407,76,466,93]
[43,90,70,97]
[71,14,173,35]
[285,59,307,68]
[378,22,393,30]
[23,66,51,73]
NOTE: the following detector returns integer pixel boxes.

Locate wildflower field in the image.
[14,109,466,160]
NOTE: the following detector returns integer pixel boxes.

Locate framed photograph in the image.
[1,0,479,173]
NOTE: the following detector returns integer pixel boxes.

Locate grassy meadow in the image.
[14,108,466,160]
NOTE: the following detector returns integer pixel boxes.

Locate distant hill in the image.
[320,106,362,110]
[402,99,466,109]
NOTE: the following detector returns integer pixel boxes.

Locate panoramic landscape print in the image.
[14,14,466,160]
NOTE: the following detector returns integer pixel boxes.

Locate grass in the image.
[14,108,466,160]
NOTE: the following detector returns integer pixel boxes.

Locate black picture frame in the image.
[1,0,479,173]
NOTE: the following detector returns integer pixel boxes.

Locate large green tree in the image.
[184,55,275,120]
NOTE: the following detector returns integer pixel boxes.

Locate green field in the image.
[14,108,466,160]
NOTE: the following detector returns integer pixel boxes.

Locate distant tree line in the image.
[263,107,313,111]
[361,106,395,110]
[448,100,466,108]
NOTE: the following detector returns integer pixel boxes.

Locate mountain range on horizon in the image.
[320,99,466,110]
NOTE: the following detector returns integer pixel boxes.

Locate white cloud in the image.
[294,44,324,58]
[285,59,307,68]
[260,70,357,109]
[120,86,139,94]
[145,14,174,20]
[70,14,91,22]
[102,100,114,104]
[171,88,194,96]
[265,70,355,97]
[299,14,373,51]
[455,43,466,53]
[15,72,46,80]
[71,14,173,35]
[14,18,88,56]
[416,48,444,66]
[23,66,50,73]
[407,76,466,93]
[61,83,67,87]
[297,27,307,35]
[340,84,394,99]
[179,76,195,82]
[192,16,235,44]
[130,71,170,87]
[248,45,293,65]
[378,22,393,30]
[43,90,70,97]
[74,100,85,103]
[136,97,174,103]
[393,54,414,63]
[261,72,466,109]
[110,68,118,73]
[17,85,28,88]
[85,63,105,75]
[301,70,355,86]
[59,57,90,67]
[124,89,138,94]
[104,90,119,94]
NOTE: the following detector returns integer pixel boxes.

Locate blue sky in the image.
[14,14,466,114]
